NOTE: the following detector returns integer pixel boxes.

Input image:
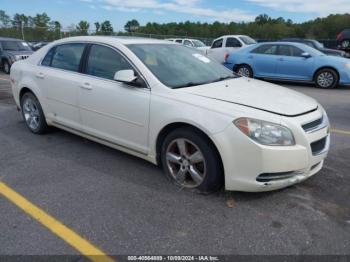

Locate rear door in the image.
[207,38,224,62]
[248,44,279,77]
[275,44,315,80]
[37,43,86,130]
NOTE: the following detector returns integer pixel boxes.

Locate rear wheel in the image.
[236,64,253,78]
[161,128,224,193]
[315,69,338,89]
[2,60,10,74]
[20,92,49,134]
[341,39,350,49]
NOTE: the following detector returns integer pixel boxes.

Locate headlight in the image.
[234,118,295,146]
[15,55,22,61]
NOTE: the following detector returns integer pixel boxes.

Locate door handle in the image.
[248,55,253,59]
[80,82,92,90]
[278,58,284,61]
[36,72,45,79]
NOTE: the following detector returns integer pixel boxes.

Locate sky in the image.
[2,0,350,31]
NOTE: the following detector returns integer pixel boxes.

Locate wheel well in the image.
[19,87,34,102]
[155,123,224,170]
[313,67,339,81]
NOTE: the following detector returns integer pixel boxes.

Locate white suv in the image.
[207,35,257,63]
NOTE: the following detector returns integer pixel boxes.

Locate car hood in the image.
[182,77,318,117]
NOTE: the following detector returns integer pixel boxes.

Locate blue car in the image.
[224,42,350,89]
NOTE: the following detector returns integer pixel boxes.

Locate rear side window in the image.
[226,38,242,48]
[277,45,304,57]
[85,44,133,80]
[175,39,182,43]
[212,39,223,49]
[51,43,85,72]
[183,40,193,47]
[251,44,278,55]
[41,48,55,66]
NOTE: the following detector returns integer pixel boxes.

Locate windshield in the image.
[313,40,324,49]
[192,40,206,48]
[2,41,32,51]
[128,44,238,89]
[239,36,257,45]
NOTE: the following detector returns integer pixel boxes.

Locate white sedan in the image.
[10,36,330,193]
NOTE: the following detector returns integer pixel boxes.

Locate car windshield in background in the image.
[128,44,238,89]
[239,36,257,45]
[192,40,206,48]
[2,41,32,51]
[313,40,324,49]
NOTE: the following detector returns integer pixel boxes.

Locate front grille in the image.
[302,117,323,132]
[256,172,297,182]
[311,137,327,155]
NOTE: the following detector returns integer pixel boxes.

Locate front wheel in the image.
[2,60,10,74]
[236,65,253,78]
[20,92,49,134]
[161,128,224,193]
[315,69,339,89]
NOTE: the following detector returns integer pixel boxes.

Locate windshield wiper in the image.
[173,81,209,89]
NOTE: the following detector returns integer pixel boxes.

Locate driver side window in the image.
[85,44,133,80]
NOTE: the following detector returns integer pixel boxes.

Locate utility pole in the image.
[21,21,25,40]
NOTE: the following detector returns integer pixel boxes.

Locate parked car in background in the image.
[0,37,33,74]
[206,35,257,63]
[31,41,51,51]
[165,38,209,52]
[10,36,330,192]
[337,29,350,51]
[281,38,348,57]
[225,42,350,89]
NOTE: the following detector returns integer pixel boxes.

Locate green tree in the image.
[0,10,11,27]
[76,20,90,35]
[101,20,113,35]
[33,13,50,28]
[124,19,140,32]
[94,22,100,34]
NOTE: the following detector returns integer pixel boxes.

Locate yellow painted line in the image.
[0,181,115,262]
[331,128,350,136]
[0,77,10,81]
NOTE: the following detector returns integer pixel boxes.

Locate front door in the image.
[78,44,151,154]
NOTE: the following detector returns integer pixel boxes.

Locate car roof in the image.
[53,36,174,45]
[0,37,24,41]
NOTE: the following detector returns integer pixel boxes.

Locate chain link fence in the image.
[0,26,338,48]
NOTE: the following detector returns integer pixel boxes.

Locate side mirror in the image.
[301,52,311,58]
[114,69,137,83]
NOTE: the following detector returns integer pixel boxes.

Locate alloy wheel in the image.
[317,72,334,88]
[237,67,251,77]
[165,138,206,188]
[22,97,41,130]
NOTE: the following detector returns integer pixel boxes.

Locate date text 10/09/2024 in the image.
[127,256,220,261]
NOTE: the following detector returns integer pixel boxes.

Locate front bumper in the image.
[212,107,330,192]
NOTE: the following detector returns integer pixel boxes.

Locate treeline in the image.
[137,14,350,40]
[0,9,350,42]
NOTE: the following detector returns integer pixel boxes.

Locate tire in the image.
[161,127,224,193]
[20,92,49,134]
[2,60,10,74]
[236,64,253,78]
[314,68,339,89]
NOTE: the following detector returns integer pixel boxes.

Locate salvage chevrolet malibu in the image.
[10,36,330,193]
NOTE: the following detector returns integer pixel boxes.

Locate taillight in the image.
[224,53,230,62]
[337,32,343,40]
